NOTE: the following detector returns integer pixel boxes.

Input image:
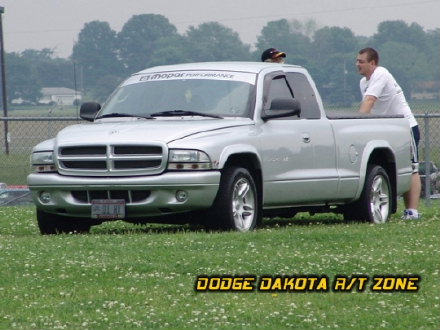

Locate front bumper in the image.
[27,171,221,218]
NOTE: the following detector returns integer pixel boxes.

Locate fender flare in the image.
[217,144,262,170]
[354,140,396,200]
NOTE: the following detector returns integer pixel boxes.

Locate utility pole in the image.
[0,6,9,155]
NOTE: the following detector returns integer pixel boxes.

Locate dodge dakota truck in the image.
[27,62,413,234]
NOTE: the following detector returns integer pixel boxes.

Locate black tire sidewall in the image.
[210,166,260,231]
[362,165,391,223]
[37,209,92,234]
[343,165,392,223]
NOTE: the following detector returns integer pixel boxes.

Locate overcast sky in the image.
[1,0,439,58]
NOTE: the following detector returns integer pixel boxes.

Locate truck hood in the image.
[55,118,253,146]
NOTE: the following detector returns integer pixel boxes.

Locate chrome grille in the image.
[56,143,167,176]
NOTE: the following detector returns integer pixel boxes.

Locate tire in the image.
[37,210,92,234]
[344,165,392,224]
[208,167,261,231]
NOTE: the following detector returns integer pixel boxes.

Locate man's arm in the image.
[359,95,377,114]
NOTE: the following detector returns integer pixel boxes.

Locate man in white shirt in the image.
[356,47,421,220]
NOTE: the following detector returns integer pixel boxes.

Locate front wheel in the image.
[344,165,392,224]
[208,167,261,231]
[37,210,92,234]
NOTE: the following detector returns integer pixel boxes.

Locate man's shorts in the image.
[410,125,420,174]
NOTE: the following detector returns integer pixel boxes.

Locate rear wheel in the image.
[343,165,392,224]
[37,210,92,234]
[208,167,261,231]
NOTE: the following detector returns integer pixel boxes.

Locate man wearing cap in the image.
[261,48,286,63]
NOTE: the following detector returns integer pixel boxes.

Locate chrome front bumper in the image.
[27,171,221,218]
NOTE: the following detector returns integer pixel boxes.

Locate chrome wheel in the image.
[232,177,256,231]
[369,174,390,224]
[209,166,261,231]
[343,165,392,223]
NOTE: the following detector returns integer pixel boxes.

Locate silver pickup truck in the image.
[27,62,413,234]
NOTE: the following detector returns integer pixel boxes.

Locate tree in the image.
[372,21,428,51]
[290,18,318,39]
[117,14,178,73]
[370,21,436,99]
[89,74,122,103]
[312,26,359,61]
[5,52,42,104]
[72,21,123,92]
[21,49,75,89]
[255,19,312,65]
[185,22,251,61]
[312,53,359,106]
[378,41,429,99]
[425,28,440,82]
[310,27,360,105]
[6,15,438,108]
[146,35,192,67]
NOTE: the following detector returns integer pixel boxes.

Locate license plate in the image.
[91,199,125,219]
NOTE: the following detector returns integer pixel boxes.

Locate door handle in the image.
[302,133,311,143]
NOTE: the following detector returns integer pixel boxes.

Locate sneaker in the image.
[402,209,421,220]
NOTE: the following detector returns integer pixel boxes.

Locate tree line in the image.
[5,14,440,107]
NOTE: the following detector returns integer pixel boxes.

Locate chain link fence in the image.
[416,113,440,202]
[1,104,440,203]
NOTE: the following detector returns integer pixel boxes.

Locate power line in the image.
[174,0,440,25]
[7,28,81,35]
[5,0,440,36]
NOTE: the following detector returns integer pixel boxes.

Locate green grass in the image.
[0,154,31,185]
[0,202,439,330]
[7,105,80,117]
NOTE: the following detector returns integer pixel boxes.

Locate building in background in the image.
[39,87,82,106]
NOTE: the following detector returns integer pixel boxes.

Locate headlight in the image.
[168,149,212,170]
[31,151,56,173]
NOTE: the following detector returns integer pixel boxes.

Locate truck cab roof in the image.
[135,61,305,76]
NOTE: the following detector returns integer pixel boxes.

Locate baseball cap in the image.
[261,48,286,62]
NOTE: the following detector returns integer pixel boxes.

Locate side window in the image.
[286,73,321,119]
[264,76,294,110]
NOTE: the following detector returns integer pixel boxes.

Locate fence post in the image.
[423,113,431,206]
[0,8,9,155]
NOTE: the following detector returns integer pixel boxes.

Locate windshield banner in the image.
[124,71,256,86]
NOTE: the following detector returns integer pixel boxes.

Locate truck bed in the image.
[326,110,404,120]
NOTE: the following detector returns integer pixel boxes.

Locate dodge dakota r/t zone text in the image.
[27,62,413,234]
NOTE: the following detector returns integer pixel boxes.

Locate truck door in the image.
[260,72,339,206]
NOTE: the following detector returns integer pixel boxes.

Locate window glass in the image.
[101,71,257,118]
[286,72,321,119]
[265,76,294,110]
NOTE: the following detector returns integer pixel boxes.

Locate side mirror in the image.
[261,98,301,120]
[80,102,101,122]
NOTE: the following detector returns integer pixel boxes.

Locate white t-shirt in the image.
[360,66,417,127]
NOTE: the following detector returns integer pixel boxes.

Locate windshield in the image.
[99,70,256,119]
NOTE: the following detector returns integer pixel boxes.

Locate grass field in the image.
[0,202,439,330]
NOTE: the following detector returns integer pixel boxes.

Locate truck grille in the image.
[56,144,167,176]
[71,190,151,204]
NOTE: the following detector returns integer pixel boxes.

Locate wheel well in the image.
[222,153,263,205]
[368,148,397,213]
